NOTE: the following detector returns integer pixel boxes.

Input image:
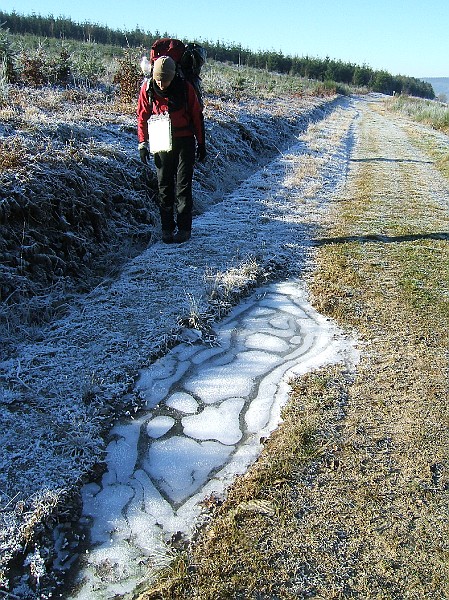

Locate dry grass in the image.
[134,100,449,599]
[0,136,27,170]
[283,153,323,188]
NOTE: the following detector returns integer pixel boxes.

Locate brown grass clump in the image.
[0,137,27,170]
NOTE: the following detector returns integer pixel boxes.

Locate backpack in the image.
[140,38,207,108]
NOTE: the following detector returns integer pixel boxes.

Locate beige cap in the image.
[153,56,176,81]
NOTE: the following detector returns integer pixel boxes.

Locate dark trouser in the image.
[154,136,195,233]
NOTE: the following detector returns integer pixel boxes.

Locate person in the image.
[137,55,206,244]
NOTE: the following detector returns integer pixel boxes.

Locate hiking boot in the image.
[162,230,174,244]
[173,230,191,243]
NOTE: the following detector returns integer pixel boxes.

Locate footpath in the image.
[136,97,449,599]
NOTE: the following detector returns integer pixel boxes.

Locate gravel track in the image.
[155,97,449,599]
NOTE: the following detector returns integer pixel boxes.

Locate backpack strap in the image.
[145,77,154,106]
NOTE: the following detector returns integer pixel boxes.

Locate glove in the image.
[139,143,149,164]
[196,143,206,162]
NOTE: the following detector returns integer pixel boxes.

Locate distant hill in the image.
[422,77,449,98]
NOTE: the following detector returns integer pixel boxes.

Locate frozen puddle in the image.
[69,280,357,598]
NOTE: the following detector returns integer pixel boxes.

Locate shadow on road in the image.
[350,157,433,164]
[312,232,449,246]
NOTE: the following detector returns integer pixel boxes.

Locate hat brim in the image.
[154,72,175,82]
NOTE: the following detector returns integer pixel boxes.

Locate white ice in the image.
[145,436,234,503]
[245,332,291,353]
[166,391,199,413]
[136,358,191,407]
[184,350,280,403]
[71,277,359,599]
[82,483,135,544]
[101,421,141,485]
[146,416,176,438]
[182,397,245,444]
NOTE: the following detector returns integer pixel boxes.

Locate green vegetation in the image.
[385,94,449,133]
[0,9,435,98]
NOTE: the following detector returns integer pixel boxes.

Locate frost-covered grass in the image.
[386,94,449,132]
[0,76,342,595]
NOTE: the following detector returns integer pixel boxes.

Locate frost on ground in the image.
[70,279,358,600]
[0,87,357,595]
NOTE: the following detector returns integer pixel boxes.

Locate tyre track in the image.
[305,97,449,597]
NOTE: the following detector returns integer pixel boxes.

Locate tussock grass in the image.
[385,94,449,133]
[0,136,26,170]
[206,256,262,304]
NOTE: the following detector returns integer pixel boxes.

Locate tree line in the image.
[0,10,435,99]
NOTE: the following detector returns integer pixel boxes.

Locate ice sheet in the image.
[72,278,359,598]
[182,398,245,444]
[146,416,176,438]
[145,436,234,503]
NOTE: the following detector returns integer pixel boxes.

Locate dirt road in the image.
[304,97,449,597]
[141,96,449,599]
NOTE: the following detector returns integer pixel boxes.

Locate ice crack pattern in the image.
[71,280,357,598]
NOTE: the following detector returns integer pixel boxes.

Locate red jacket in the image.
[137,77,204,145]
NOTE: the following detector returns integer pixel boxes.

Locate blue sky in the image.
[1,0,448,77]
